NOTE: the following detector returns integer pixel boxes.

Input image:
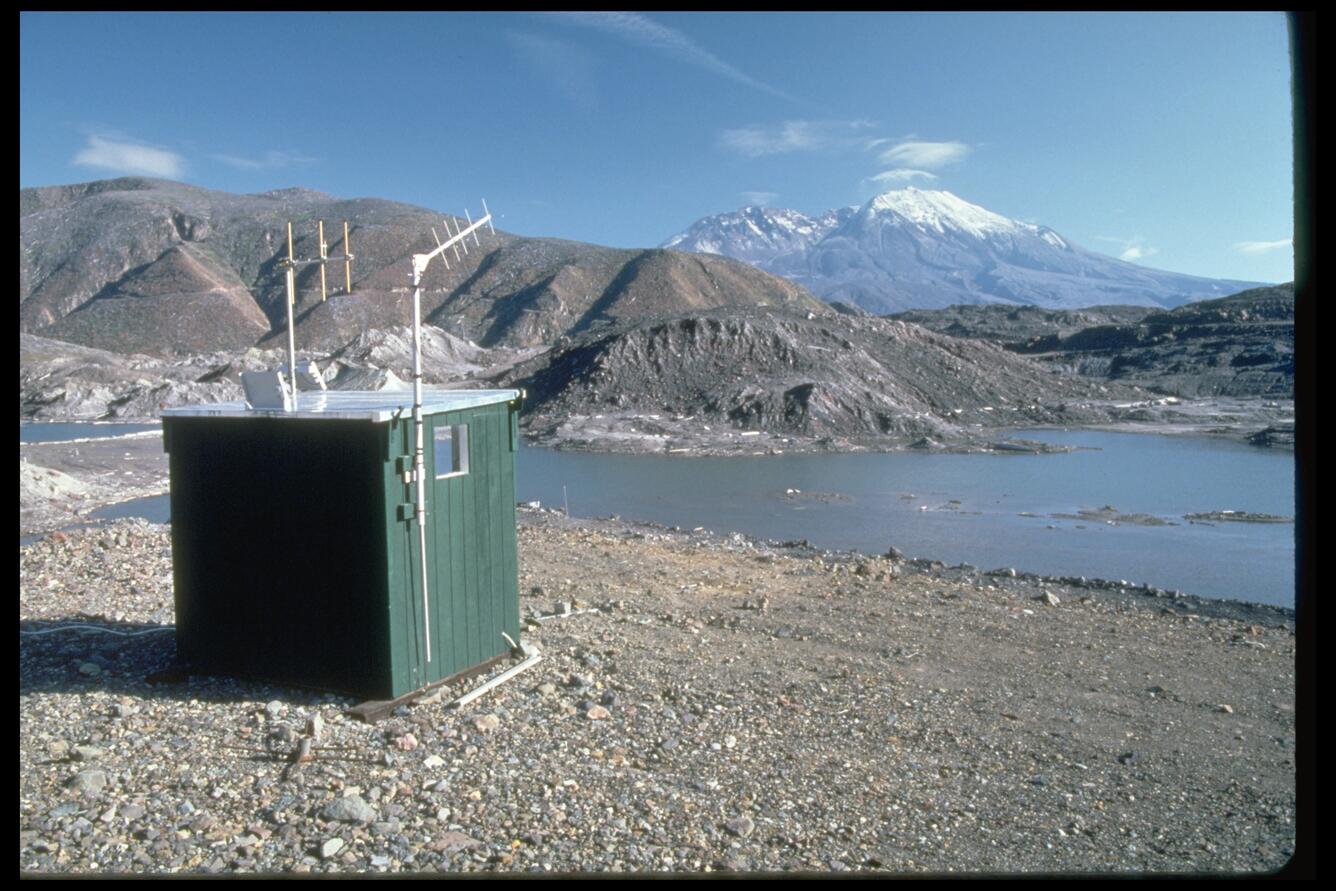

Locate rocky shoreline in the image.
[20,433,170,538]
[19,408,1292,541]
[20,508,1296,875]
[495,395,1293,458]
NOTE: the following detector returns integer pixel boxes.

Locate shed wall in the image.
[165,417,394,698]
[165,398,521,701]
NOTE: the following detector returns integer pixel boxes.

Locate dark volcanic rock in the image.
[893,304,1156,347]
[1247,424,1295,448]
[893,285,1295,399]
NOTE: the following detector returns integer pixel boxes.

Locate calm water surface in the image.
[26,423,1294,607]
[20,422,160,443]
[517,430,1295,608]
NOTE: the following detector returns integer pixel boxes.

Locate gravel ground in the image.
[19,513,1297,875]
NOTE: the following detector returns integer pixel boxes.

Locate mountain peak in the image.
[662,189,1263,314]
[865,188,1023,239]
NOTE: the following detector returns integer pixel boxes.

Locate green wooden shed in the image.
[160,389,523,701]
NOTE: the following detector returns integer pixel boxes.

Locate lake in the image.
[517,430,1295,608]
[19,422,161,443]
[22,423,1295,608]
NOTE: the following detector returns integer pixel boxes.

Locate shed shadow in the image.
[19,618,352,710]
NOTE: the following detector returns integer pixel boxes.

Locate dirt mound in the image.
[512,307,1142,445]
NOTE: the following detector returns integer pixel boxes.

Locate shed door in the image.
[427,414,506,682]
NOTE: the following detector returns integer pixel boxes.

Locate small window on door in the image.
[434,424,469,478]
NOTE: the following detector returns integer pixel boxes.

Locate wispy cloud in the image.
[739,191,779,207]
[552,12,800,103]
[73,134,184,179]
[506,30,599,112]
[1098,235,1159,263]
[876,140,971,169]
[211,149,319,171]
[720,120,874,158]
[1233,239,1292,254]
[868,169,938,186]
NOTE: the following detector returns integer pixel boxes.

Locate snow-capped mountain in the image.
[661,205,854,267]
[662,188,1264,314]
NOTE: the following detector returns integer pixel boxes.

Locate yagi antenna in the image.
[406,200,496,666]
[445,220,463,262]
[281,219,356,302]
[430,228,449,270]
[454,218,469,257]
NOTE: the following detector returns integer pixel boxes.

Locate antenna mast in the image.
[276,220,356,406]
[407,200,495,664]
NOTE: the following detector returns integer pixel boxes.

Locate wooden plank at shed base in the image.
[347,653,510,724]
[145,663,195,685]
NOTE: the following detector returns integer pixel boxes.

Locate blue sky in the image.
[20,12,1294,283]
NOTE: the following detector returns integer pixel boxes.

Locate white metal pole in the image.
[343,221,353,295]
[449,643,543,710]
[404,205,495,673]
[285,266,298,410]
[412,265,433,664]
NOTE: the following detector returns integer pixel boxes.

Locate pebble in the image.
[473,714,501,734]
[586,705,611,721]
[67,769,107,795]
[321,795,377,824]
[432,831,482,854]
[320,838,345,859]
[724,816,755,838]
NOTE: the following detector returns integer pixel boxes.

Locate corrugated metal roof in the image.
[162,389,520,422]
